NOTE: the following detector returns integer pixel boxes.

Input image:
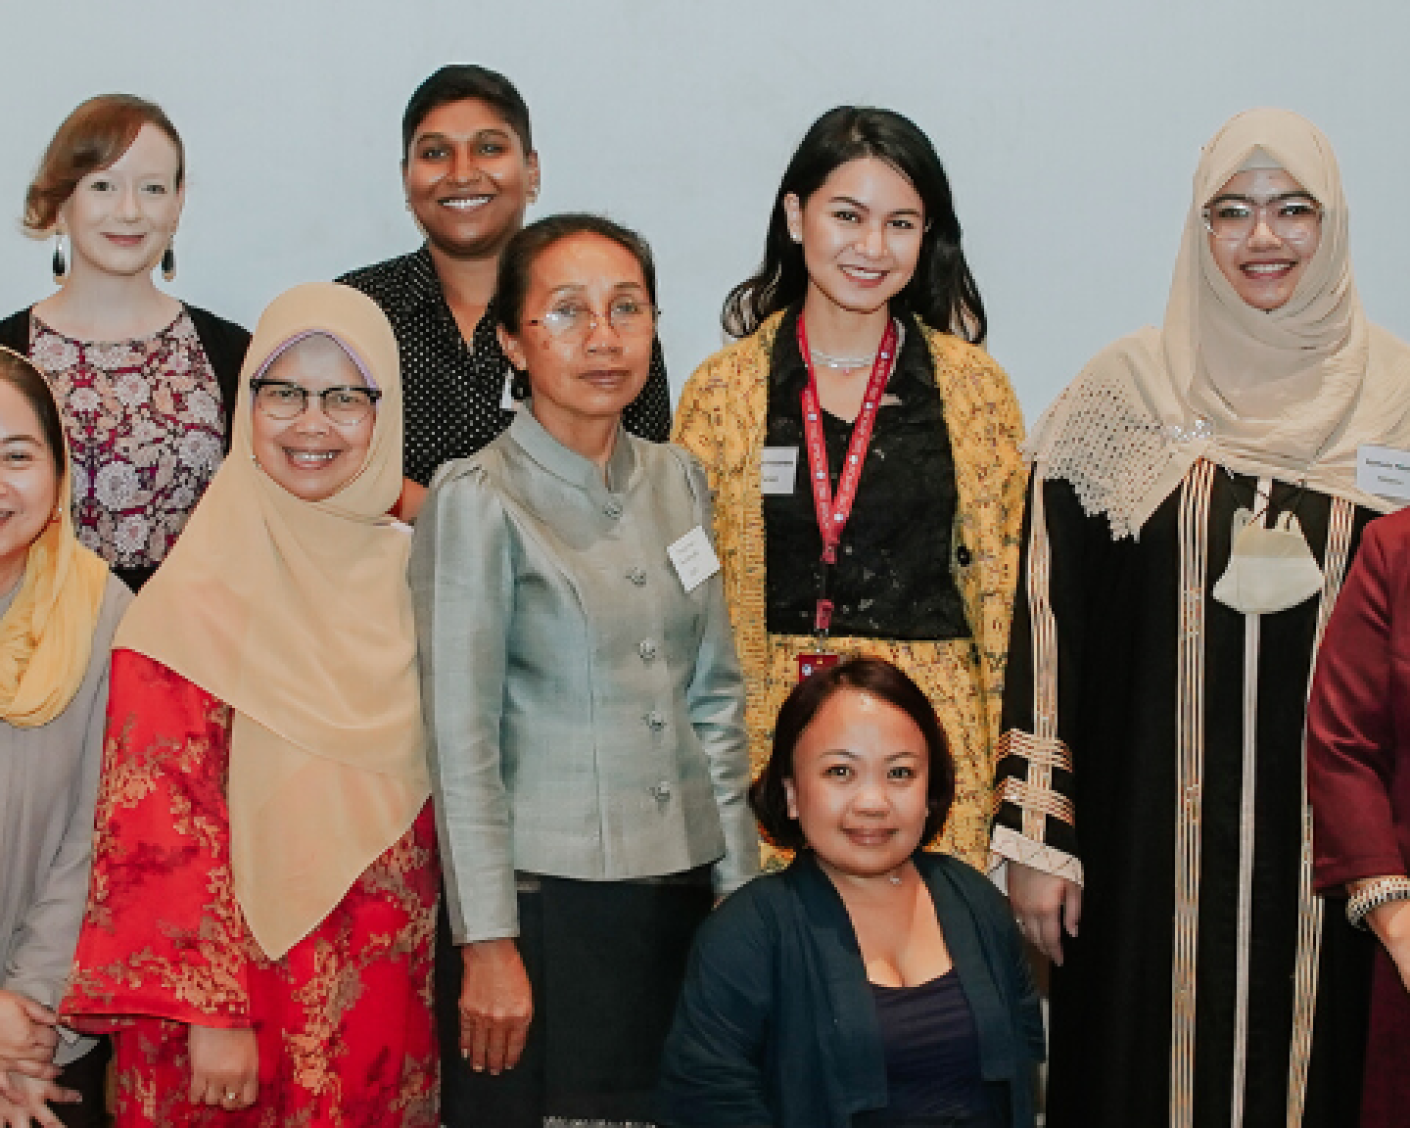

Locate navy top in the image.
[656,851,1044,1128]
[857,971,995,1127]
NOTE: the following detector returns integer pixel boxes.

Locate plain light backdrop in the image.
[3,0,1406,419]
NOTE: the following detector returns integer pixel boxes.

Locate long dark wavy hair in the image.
[722,106,986,344]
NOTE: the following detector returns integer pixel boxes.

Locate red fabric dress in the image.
[1307,506,1410,1128]
[62,650,439,1127]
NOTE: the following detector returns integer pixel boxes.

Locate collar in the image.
[770,304,930,396]
[506,408,637,496]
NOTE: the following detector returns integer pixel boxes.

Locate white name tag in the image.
[1357,443,1410,501]
[667,525,722,593]
[760,446,798,495]
[501,367,520,412]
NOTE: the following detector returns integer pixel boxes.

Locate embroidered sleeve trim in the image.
[990,824,1084,884]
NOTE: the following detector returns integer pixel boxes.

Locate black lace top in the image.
[763,307,970,641]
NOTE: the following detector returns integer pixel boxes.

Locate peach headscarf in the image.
[115,283,428,959]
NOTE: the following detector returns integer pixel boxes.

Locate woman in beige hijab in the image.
[61,283,438,1127]
[992,109,1410,1126]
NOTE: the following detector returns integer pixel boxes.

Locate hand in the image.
[1366,899,1410,994]
[187,1025,258,1111]
[0,995,57,1065]
[0,1070,78,1127]
[459,939,533,1075]
[1008,861,1083,965]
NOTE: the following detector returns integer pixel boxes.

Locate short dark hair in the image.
[0,348,67,479]
[25,94,184,233]
[749,656,955,853]
[401,64,532,159]
[722,105,986,344]
[495,212,657,334]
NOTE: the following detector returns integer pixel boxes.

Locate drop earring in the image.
[161,240,176,281]
[510,371,531,401]
[51,233,66,283]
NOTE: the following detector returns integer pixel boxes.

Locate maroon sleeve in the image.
[1308,517,1408,892]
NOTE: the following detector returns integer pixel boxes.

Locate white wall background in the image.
[2,0,1407,419]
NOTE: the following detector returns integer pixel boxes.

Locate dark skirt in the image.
[438,871,713,1128]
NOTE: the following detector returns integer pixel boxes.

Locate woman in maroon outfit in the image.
[1308,505,1410,1126]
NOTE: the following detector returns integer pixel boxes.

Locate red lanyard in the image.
[797,315,899,635]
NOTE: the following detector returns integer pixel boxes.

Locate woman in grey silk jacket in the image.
[410,213,758,1128]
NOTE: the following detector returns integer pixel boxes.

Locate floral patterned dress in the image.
[62,651,439,1127]
[29,312,224,572]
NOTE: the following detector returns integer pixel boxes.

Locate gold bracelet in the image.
[1346,876,1410,929]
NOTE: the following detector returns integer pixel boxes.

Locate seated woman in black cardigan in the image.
[658,656,1044,1128]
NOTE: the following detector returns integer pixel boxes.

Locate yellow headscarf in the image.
[114,283,428,960]
[0,348,108,727]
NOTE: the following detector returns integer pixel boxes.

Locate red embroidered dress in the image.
[29,312,224,570]
[63,651,438,1127]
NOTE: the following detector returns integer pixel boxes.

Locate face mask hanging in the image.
[1212,507,1324,615]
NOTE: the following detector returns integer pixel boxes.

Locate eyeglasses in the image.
[526,297,658,343]
[250,379,381,426]
[1201,193,1323,243]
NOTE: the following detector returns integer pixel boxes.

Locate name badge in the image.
[1357,443,1410,501]
[500,367,520,413]
[667,525,722,593]
[760,447,798,495]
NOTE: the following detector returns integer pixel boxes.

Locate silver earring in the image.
[51,233,66,283]
[161,240,176,281]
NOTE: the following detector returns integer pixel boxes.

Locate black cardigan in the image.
[657,851,1045,1128]
[0,304,250,449]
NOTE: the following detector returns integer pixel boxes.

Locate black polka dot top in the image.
[339,245,672,486]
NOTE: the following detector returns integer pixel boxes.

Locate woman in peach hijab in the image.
[62,283,437,1127]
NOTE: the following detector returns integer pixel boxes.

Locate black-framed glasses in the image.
[1201,192,1323,243]
[250,378,381,426]
[526,297,658,343]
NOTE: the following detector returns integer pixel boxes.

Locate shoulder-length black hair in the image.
[749,656,955,853]
[722,106,986,344]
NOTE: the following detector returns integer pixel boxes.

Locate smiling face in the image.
[58,123,183,280]
[402,98,539,261]
[498,232,653,441]
[784,157,926,319]
[1206,168,1322,311]
[250,335,376,503]
[0,380,60,595]
[782,688,931,882]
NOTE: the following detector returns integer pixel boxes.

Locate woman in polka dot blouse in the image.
[340,64,671,520]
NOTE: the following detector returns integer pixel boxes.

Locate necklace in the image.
[807,319,906,372]
[809,347,877,369]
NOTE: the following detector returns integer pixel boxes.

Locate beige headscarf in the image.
[1028,108,1410,538]
[0,348,108,726]
[115,283,428,960]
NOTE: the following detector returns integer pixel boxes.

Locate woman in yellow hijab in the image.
[0,347,128,1128]
[62,284,437,1127]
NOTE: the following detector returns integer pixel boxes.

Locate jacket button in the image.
[646,710,666,731]
[627,567,647,586]
[604,499,623,519]
[650,781,672,802]
[639,639,658,661]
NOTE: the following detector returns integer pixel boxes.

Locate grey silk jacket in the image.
[1,574,131,1065]
[410,411,758,945]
